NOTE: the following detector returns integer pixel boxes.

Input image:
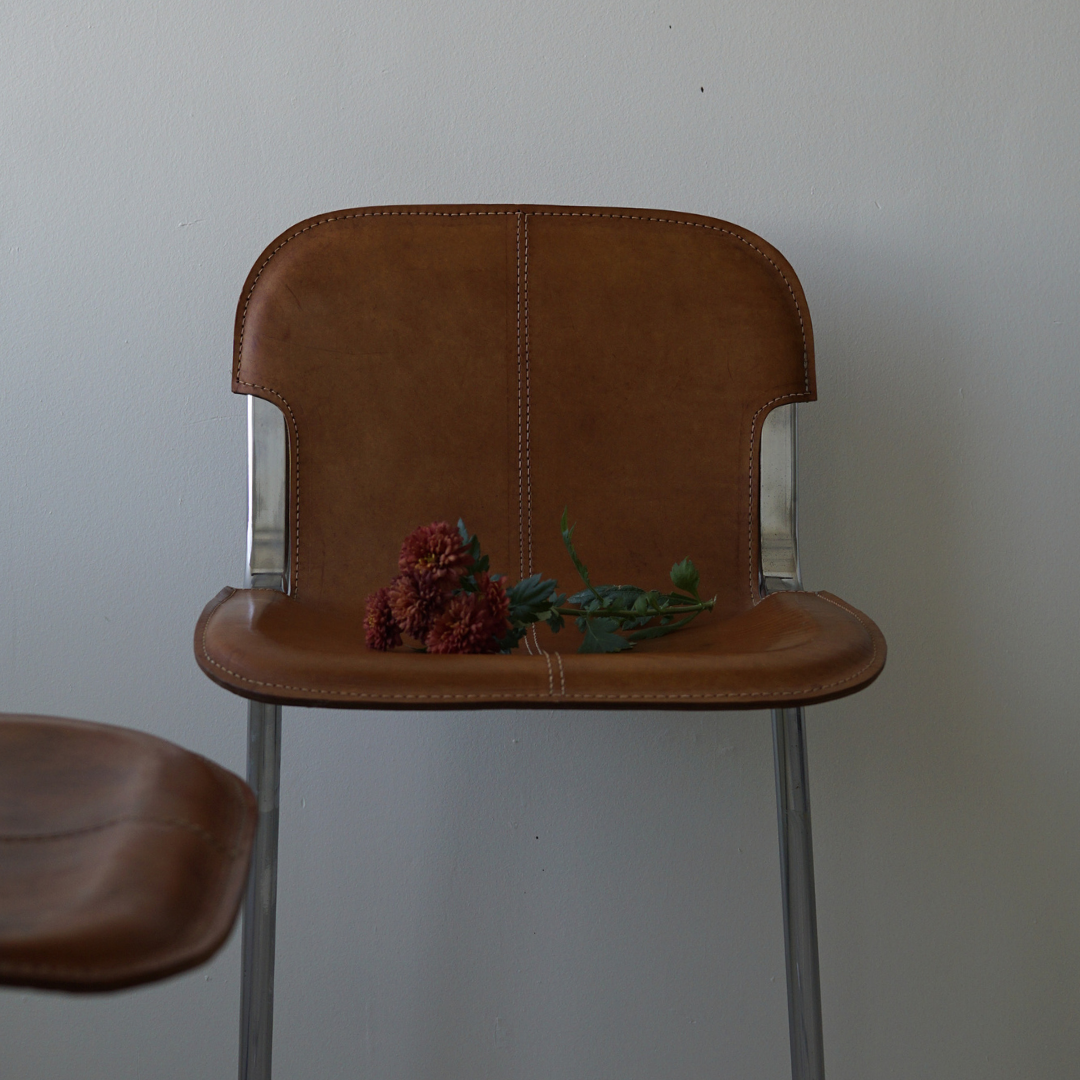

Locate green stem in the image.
[553,600,715,619]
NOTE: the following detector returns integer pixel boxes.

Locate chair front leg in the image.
[240,700,282,1080]
[772,706,825,1080]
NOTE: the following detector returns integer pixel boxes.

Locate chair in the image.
[195,204,886,1080]
[0,713,256,991]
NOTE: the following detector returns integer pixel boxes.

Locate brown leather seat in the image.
[198,586,882,709]
[0,714,256,992]
[195,204,885,705]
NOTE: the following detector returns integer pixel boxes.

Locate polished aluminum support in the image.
[240,395,289,1080]
[771,706,825,1080]
[247,394,289,593]
[240,702,281,1080]
[761,403,825,1080]
[760,403,801,593]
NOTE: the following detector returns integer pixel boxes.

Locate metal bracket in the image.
[761,403,826,1080]
[239,395,288,1080]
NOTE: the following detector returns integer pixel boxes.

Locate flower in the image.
[387,569,446,640]
[364,587,403,651]
[426,572,510,654]
[398,521,471,583]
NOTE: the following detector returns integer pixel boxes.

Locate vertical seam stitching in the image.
[524,214,533,578]
[233,209,811,610]
[516,213,532,654]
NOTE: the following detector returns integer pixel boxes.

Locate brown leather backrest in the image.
[234,206,815,619]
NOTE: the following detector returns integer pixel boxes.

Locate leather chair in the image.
[0,713,256,992]
[195,205,886,1080]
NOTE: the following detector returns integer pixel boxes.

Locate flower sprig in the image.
[501,510,715,653]
[364,513,715,655]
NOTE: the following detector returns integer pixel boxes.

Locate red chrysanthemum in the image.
[364,586,403,651]
[398,521,471,583]
[387,568,447,640]
[425,572,511,654]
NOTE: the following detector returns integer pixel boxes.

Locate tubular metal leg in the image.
[240,701,282,1080]
[772,706,825,1080]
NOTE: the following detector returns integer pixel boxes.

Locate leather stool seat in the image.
[197,586,884,709]
[0,714,256,991]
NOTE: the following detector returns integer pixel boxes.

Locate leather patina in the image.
[196,205,885,708]
[0,714,256,991]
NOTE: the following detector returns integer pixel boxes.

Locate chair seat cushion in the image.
[196,587,885,710]
[0,714,256,992]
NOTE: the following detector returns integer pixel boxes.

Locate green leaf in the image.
[509,573,559,607]
[560,508,595,592]
[457,519,471,546]
[670,558,700,599]
[507,574,559,624]
[578,617,633,653]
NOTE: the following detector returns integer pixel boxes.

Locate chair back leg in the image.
[772,706,826,1080]
[240,701,282,1080]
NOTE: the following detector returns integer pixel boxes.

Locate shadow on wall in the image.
[800,244,1080,1078]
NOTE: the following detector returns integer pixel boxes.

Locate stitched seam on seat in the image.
[201,589,878,700]
[198,587,556,699]
[233,208,811,610]
[517,214,535,656]
[747,393,804,604]
[516,212,526,594]
[524,215,534,582]
[554,651,566,696]
[543,652,554,695]
[813,591,880,685]
[0,814,241,860]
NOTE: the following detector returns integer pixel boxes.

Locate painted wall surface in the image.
[2,2,1078,1077]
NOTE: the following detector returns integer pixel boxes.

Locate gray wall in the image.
[2,2,1078,1077]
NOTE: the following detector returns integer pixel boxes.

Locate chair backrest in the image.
[236,205,815,621]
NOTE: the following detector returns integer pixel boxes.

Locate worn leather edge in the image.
[195,588,886,712]
[0,715,257,993]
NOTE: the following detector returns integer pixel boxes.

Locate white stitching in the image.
[516,214,533,654]
[234,208,813,608]
[201,590,880,701]
[554,651,566,696]
[524,215,534,579]
[516,212,524,584]
[543,651,554,695]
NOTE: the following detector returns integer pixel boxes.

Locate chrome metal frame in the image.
[762,403,825,1080]
[237,397,824,1080]
[240,396,288,1080]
